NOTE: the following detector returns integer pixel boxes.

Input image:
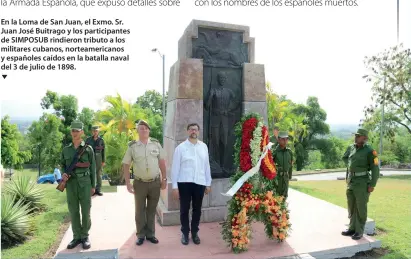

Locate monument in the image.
[157,20,268,226]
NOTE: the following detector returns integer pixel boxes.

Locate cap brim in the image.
[71,128,82,131]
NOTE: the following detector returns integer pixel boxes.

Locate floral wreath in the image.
[221,113,291,253]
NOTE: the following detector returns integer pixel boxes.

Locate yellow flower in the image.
[279,232,286,240]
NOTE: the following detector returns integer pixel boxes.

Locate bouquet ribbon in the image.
[221,142,274,197]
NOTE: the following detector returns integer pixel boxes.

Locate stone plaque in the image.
[192,27,249,178]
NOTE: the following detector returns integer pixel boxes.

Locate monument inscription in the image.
[192,27,249,178]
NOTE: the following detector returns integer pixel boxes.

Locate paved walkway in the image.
[295,170,411,181]
[55,186,380,259]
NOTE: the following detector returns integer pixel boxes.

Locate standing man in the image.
[171,123,212,245]
[270,126,279,148]
[341,128,379,240]
[272,131,293,199]
[122,119,167,246]
[61,121,96,250]
[86,125,105,196]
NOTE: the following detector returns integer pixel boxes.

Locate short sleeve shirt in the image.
[122,138,165,180]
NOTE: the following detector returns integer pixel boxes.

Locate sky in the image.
[1,0,410,125]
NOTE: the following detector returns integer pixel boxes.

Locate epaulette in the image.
[150,137,159,143]
[128,140,137,147]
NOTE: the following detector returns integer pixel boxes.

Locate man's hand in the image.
[161,180,167,190]
[62,173,69,181]
[102,162,105,167]
[91,188,95,196]
[205,187,211,195]
[368,186,374,193]
[172,189,179,200]
[127,182,134,194]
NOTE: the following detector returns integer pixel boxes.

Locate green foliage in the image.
[27,114,64,173]
[78,107,96,137]
[1,194,32,246]
[362,44,411,136]
[3,176,45,211]
[135,89,167,116]
[1,116,32,169]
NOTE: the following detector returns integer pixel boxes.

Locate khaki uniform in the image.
[122,138,165,239]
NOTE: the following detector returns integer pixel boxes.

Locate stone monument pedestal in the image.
[156,20,267,226]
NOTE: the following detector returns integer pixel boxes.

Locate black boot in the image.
[95,190,103,196]
[192,233,201,245]
[341,229,355,236]
[136,237,144,246]
[82,237,91,249]
[181,234,189,245]
[67,239,82,249]
[146,236,159,244]
[352,233,363,240]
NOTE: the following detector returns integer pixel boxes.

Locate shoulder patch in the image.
[150,137,159,143]
[372,150,378,157]
[128,140,137,147]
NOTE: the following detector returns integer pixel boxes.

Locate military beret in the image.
[71,121,83,131]
[92,125,100,130]
[136,119,150,130]
[354,128,368,137]
[278,131,289,139]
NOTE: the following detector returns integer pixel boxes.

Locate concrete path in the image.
[54,186,381,259]
[295,170,411,181]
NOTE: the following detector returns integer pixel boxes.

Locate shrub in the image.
[1,194,32,246]
[4,176,45,211]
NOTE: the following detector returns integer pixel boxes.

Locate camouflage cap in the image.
[71,121,83,131]
[354,128,368,137]
[278,131,289,139]
[135,119,151,130]
[92,125,100,130]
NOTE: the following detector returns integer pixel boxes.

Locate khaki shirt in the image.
[122,138,165,180]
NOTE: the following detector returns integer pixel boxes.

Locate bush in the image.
[4,176,45,211]
[1,194,32,246]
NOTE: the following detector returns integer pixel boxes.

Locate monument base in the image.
[156,178,231,226]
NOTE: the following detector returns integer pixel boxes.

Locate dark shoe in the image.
[181,234,189,245]
[95,191,103,196]
[192,233,201,245]
[146,236,159,244]
[136,238,144,246]
[82,237,91,249]
[341,229,355,236]
[67,239,82,249]
[352,233,363,240]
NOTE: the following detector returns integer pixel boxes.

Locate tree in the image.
[78,107,95,137]
[1,116,32,170]
[136,90,167,117]
[363,44,411,136]
[27,114,64,173]
[40,90,79,145]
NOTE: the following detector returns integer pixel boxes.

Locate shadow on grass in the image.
[337,247,408,259]
[382,174,411,181]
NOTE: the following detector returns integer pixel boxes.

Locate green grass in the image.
[1,169,116,259]
[290,175,411,259]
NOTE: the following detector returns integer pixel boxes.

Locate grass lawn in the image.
[290,175,411,259]
[1,169,117,259]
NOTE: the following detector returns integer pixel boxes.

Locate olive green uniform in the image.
[269,136,278,149]
[61,141,96,240]
[342,143,379,235]
[85,135,105,193]
[122,137,165,239]
[272,145,293,199]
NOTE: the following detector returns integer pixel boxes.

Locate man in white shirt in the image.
[171,123,212,246]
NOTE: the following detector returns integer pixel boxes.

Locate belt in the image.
[349,172,368,177]
[279,171,288,176]
[135,176,159,182]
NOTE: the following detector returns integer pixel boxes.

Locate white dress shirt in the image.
[171,139,212,189]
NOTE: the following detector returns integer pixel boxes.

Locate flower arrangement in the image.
[221,113,291,253]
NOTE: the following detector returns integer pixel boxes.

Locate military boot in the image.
[67,239,82,249]
[82,237,91,249]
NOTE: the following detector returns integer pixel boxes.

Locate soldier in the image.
[122,119,167,246]
[269,126,279,148]
[272,131,293,199]
[86,125,105,196]
[61,121,96,250]
[341,128,379,240]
